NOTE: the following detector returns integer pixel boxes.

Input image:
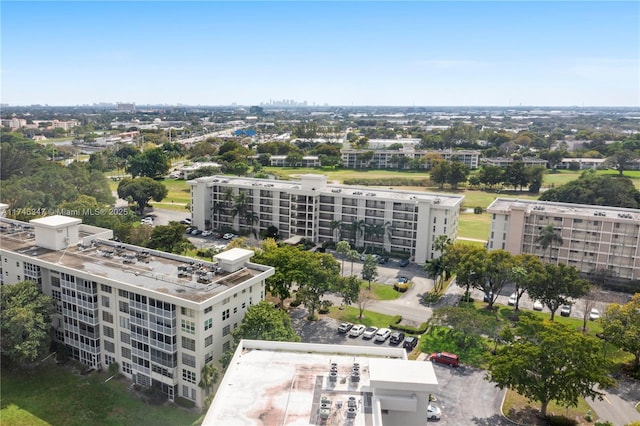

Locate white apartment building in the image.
[0,206,274,408]
[487,198,640,281]
[341,149,480,170]
[203,340,439,426]
[189,175,464,264]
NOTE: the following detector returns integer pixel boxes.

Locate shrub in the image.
[394,282,409,292]
[474,206,483,214]
[175,397,196,409]
[390,315,402,325]
[546,415,577,426]
[318,300,333,314]
[390,322,429,334]
[422,292,441,304]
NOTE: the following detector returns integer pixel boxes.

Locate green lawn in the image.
[458,212,491,241]
[326,305,396,328]
[1,358,200,426]
[365,282,401,301]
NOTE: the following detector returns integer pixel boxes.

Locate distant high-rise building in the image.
[117,102,136,112]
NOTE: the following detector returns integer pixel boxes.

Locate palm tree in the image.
[198,363,219,397]
[535,224,563,261]
[231,191,249,221]
[347,249,360,276]
[425,257,445,292]
[244,210,260,238]
[330,220,342,242]
[350,220,365,249]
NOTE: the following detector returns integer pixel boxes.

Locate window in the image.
[104,341,115,353]
[101,284,112,293]
[121,332,130,344]
[119,301,129,314]
[222,325,230,336]
[241,303,246,309]
[205,352,213,363]
[222,309,230,320]
[182,336,196,351]
[182,369,196,384]
[181,319,195,334]
[102,296,110,308]
[204,318,212,330]
[121,347,131,359]
[122,362,132,374]
[204,306,212,314]
[233,307,237,314]
[205,335,213,347]
[223,341,230,352]
[181,307,195,318]
[182,353,196,368]
[103,325,114,338]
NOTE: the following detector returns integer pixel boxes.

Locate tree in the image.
[337,275,361,307]
[356,287,377,319]
[534,224,563,261]
[425,257,446,293]
[126,148,170,178]
[330,220,343,242]
[503,161,528,191]
[432,305,500,350]
[347,249,360,276]
[232,301,300,342]
[487,317,615,417]
[539,171,640,208]
[528,264,590,321]
[297,252,341,320]
[147,222,195,254]
[361,255,378,289]
[483,250,515,309]
[445,244,487,302]
[510,254,544,311]
[429,160,449,189]
[198,363,219,400]
[525,165,546,193]
[606,149,637,176]
[0,280,56,365]
[600,293,640,368]
[117,177,168,214]
[477,165,504,189]
[253,243,304,308]
[446,161,470,189]
[336,240,351,276]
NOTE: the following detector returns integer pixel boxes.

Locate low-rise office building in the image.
[203,340,439,426]
[0,206,274,408]
[341,149,480,170]
[487,198,640,281]
[189,174,464,263]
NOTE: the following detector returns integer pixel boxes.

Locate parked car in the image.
[589,308,601,321]
[378,256,389,264]
[389,331,405,345]
[560,304,572,317]
[338,323,353,333]
[201,230,213,237]
[185,227,194,234]
[508,293,517,306]
[349,324,366,337]
[363,326,378,340]
[427,405,442,420]
[374,328,391,342]
[399,258,410,267]
[483,291,494,303]
[403,336,418,351]
[179,220,190,225]
[429,352,459,367]
[223,233,235,240]
[533,300,543,311]
[191,229,202,235]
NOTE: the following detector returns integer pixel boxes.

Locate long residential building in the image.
[203,340,439,426]
[487,198,640,281]
[0,206,274,408]
[341,149,480,170]
[189,174,464,264]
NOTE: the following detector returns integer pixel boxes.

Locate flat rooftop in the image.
[0,218,270,303]
[205,340,437,426]
[190,175,464,207]
[487,198,640,221]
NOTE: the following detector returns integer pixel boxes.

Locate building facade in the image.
[0,208,274,408]
[189,175,464,264]
[487,198,640,281]
[341,149,480,170]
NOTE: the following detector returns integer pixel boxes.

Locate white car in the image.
[508,293,517,306]
[533,300,543,311]
[363,326,378,339]
[201,230,212,237]
[427,405,442,420]
[349,324,366,337]
[374,328,391,342]
[589,308,601,321]
[223,233,235,240]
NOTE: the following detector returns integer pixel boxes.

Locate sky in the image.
[1,1,639,107]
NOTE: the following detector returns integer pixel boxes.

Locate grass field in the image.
[326,305,396,328]
[1,358,200,426]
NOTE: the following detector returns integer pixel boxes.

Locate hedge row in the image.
[388,315,429,334]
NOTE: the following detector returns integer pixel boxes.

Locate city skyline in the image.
[2,1,638,107]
